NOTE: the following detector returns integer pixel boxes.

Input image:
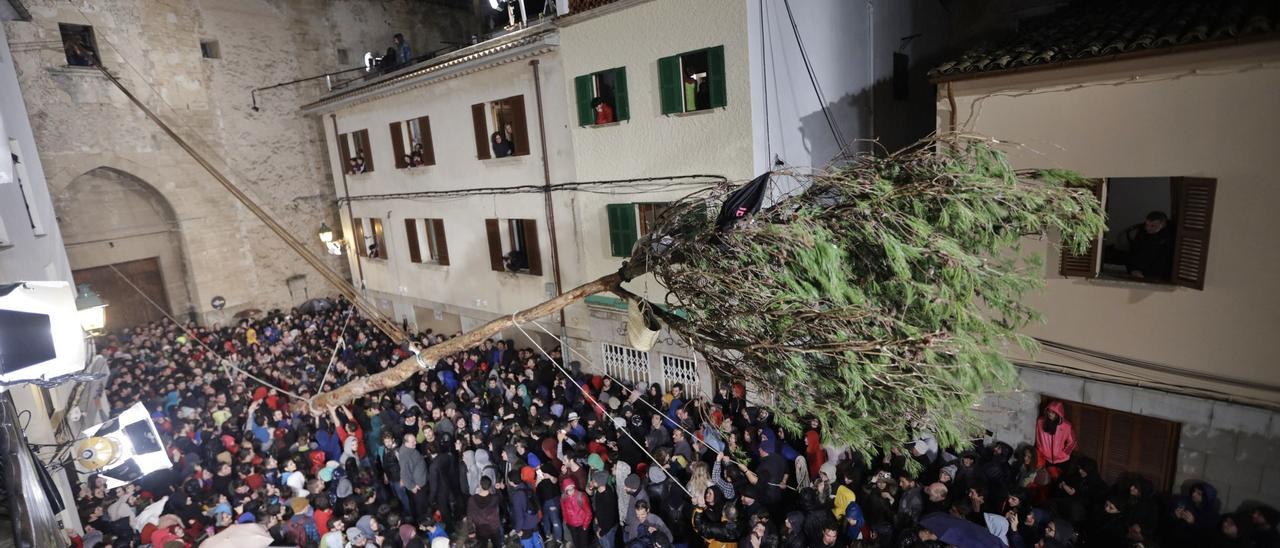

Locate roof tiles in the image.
[931,0,1279,79]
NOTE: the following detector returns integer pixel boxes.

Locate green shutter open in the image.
[606,204,638,257]
[613,67,630,121]
[657,55,683,115]
[707,45,727,108]
[574,74,594,126]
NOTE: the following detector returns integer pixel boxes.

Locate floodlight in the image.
[0,282,88,387]
[76,402,171,490]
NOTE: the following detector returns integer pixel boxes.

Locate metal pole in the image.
[0,391,65,548]
[529,59,569,350]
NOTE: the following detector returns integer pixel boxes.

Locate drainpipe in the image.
[328,114,366,288]
[529,59,568,348]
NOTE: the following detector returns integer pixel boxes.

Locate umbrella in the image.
[233,308,263,320]
[920,512,1007,548]
[199,523,272,548]
[298,298,334,314]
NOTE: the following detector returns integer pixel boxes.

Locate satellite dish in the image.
[364,51,374,71]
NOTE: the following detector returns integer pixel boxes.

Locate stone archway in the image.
[54,167,196,330]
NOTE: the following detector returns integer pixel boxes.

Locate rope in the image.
[519,316,798,492]
[509,314,694,498]
[105,265,309,403]
[314,308,355,396]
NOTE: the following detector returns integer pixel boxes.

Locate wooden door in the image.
[1041,396,1180,490]
[73,257,171,331]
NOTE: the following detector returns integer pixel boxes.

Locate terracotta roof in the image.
[931,0,1280,80]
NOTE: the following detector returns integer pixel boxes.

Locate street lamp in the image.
[75,284,107,335]
[319,222,344,256]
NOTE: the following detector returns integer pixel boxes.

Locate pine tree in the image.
[312,135,1104,454]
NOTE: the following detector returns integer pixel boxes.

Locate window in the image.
[657,45,726,115]
[404,218,449,265]
[470,95,530,160]
[59,23,99,67]
[606,202,670,258]
[10,141,45,236]
[390,117,435,168]
[337,129,374,174]
[603,342,652,387]
[1044,397,1180,491]
[484,218,541,275]
[352,217,387,259]
[660,354,698,392]
[200,40,221,59]
[574,67,629,126]
[1060,177,1216,289]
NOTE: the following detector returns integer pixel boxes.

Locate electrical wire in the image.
[1035,337,1280,393]
[781,0,847,152]
[105,265,309,403]
[509,313,695,498]
[62,0,407,344]
[336,174,727,203]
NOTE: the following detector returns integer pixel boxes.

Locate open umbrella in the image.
[298,298,334,314]
[920,512,1006,548]
[199,523,272,548]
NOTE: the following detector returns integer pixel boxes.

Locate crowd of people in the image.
[74,297,1279,548]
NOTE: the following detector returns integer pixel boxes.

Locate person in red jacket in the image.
[1036,400,1077,476]
[561,477,594,548]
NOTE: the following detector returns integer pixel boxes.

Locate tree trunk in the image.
[309,272,622,411]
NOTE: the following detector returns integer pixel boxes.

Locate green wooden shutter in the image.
[574,74,594,126]
[606,204,638,257]
[707,45,727,108]
[657,55,683,115]
[614,67,630,121]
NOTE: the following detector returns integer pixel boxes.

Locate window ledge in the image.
[47,65,106,77]
[1085,276,1179,291]
[346,171,374,178]
[399,164,436,171]
[411,261,448,270]
[481,155,527,166]
[584,121,626,128]
[669,108,721,118]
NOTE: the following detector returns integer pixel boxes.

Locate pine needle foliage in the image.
[630,135,1104,456]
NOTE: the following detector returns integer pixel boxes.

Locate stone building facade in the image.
[4,0,479,326]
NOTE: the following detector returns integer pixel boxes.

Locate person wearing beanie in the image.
[623,472,651,537]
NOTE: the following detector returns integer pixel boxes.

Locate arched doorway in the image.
[55,167,195,331]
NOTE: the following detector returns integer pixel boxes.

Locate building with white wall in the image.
[935,2,1280,509]
[0,4,84,533]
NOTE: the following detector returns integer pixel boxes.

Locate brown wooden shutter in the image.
[522,218,542,276]
[471,104,490,160]
[338,133,352,173]
[1170,177,1216,290]
[390,122,406,169]
[404,218,421,263]
[352,218,367,257]
[372,218,387,259]
[1041,396,1179,491]
[485,219,503,271]
[1059,179,1104,278]
[356,129,374,172]
[431,219,449,265]
[418,116,436,166]
[507,95,529,156]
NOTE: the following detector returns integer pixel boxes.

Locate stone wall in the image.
[4,0,479,321]
[979,367,1280,512]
